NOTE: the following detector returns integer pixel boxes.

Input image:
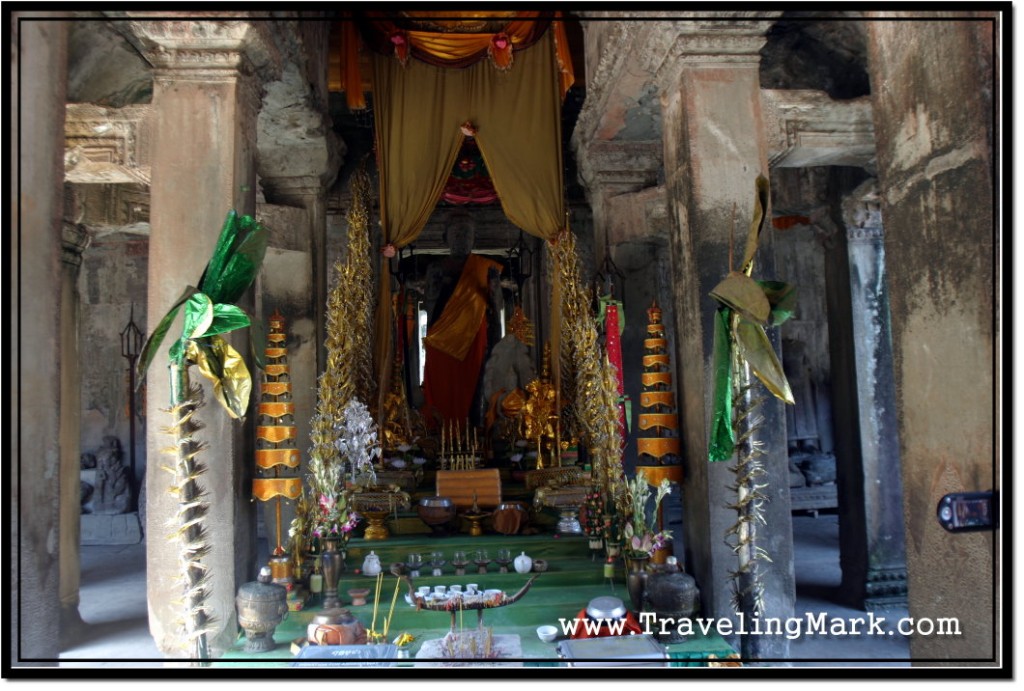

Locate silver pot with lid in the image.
[236,567,288,652]
[586,595,627,621]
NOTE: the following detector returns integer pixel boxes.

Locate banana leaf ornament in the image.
[135,210,266,661]
[708,176,796,462]
[137,210,268,418]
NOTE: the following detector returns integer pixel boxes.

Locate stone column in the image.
[12,14,68,665]
[831,180,908,610]
[576,140,662,260]
[259,176,331,378]
[59,220,91,642]
[657,21,795,659]
[866,15,996,664]
[257,58,343,378]
[131,18,279,657]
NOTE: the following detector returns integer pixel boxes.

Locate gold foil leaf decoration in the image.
[188,337,252,418]
[733,319,794,405]
[710,272,771,324]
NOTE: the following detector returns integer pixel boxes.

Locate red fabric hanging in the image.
[604,303,627,447]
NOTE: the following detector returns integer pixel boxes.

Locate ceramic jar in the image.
[362,551,382,577]
[514,551,533,574]
[643,557,699,644]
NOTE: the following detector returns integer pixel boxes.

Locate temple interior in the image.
[12,9,1002,674]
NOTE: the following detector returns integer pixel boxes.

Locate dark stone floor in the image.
[58,512,909,668]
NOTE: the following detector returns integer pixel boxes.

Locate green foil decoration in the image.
[708,307,735,463]
[707,176,796,462]
[137,209,267,416]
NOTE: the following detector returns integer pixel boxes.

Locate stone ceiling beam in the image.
[575,139,662,247]
[573,13,781,148]
[762,89,876,170]
[64,104,153,186]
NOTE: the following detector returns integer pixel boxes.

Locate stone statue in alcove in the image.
[93,436,131,514]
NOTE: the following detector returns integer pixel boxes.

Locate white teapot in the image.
[514,551,533,574]
[362,551,382,577]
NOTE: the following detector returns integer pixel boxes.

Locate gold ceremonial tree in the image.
[137,210,267,661]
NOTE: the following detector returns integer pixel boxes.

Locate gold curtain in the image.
[371,34,566,418]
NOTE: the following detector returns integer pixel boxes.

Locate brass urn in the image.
[236,567,288,652]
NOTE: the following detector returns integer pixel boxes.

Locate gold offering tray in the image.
[396,565,539,630]
[351,490,411,540]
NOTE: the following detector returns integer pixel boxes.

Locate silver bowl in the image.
[419,496,454,508]
[586,595,627,620]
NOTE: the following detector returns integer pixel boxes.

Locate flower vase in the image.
[624,556,650,613]
[321,539,343,609]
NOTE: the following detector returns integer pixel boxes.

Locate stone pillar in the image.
[830,180,908,610]
[13,14,68,665]
[59,220,91,641]
[132,18,279,657]
[576,140,662,258]
[259,176,331,378]
[866,16,996,664]
[256,56,341,378]
[657,21,795,659]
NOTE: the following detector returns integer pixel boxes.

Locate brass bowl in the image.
[417,496,456,535]
[348,588,370,607]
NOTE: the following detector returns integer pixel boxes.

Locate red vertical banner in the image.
[604,302,627,447]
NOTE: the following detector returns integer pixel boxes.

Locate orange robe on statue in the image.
[422,254,502,424]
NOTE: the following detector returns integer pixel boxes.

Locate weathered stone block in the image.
[80,511,143,545]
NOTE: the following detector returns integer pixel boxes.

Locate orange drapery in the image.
[338,12,574,110]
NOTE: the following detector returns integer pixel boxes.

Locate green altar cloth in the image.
[219,533,735,667]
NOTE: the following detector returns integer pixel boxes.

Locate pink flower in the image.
[493,34,509,50]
